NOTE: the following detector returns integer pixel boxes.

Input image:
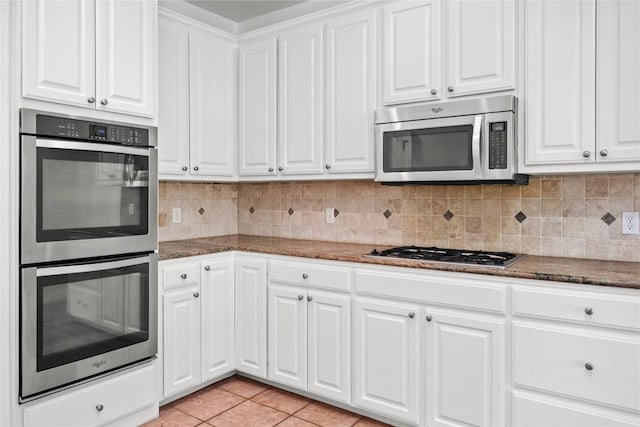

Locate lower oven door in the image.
[20,254,157,399]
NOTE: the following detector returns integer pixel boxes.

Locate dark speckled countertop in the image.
[159,235,640,290]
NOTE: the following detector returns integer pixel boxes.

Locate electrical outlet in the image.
[325,208,335,224]
[172,207,182,224]
[621,212,639,235]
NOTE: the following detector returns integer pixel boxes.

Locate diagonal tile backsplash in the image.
[160,173,640,262]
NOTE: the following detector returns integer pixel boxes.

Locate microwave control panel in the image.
[488,121,508,169]
[34,114,149,147]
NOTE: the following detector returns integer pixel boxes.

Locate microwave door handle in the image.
[472,115,483,178]
[36,256,151,277]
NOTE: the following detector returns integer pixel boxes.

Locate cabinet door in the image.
[308,291,351,404]
[235,259,267,378]
[382,1,441,105]
[201,259,235,382]
[238,37,278,177]
[163,286,201,397]
[95,0,156,117]
[597,0,640,163]
[524,0,595,165]
[189,30,237,177]
[268,284,307,390]
[446,0,515,97]
[353,298,420,424]
[158,13,190,176]
[278,24,324,175]
[21,0,95,108]
[324,10,376,174]
[424,308,505,427]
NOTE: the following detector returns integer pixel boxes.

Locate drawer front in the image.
[513,286,640,330]
[24,364,156,427]
[513,392,639,427]
[163,262,200,290]
[513,323,640,411]
[270,260,350,291]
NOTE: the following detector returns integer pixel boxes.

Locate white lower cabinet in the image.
[234,258,268,378]
[424,308,505,427]
[353,297,420,424]
[161,257,235,399]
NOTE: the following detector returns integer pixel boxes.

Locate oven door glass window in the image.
[382,125,474,172]
[37,262,149,372]
[36,147,149,242]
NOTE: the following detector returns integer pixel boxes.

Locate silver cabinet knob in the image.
[430,89,437,95]
[96,404,104,412]
[425,314,432,322]
[204,265,211,271]
[585,362,594,371]
[182,166,188,171]
[302,273,308,279]
[180,274,187,279]
[193,166,199,171]
[100,99,108,105]
[325,164,331,170]
[447,85,454,92]
[278,166,284,172]
[583,151,591,158]
[297,295,304,301]
[585,307,593,315]
[307,295,313,302]
[87,97,96,104]
[408,312,415,319]
[268,167,274,173]
[599,149,608,157]
[193,292,199,298]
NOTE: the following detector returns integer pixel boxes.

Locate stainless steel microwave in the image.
[375,95,527,185]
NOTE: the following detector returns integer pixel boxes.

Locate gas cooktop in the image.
[365,246,526,268]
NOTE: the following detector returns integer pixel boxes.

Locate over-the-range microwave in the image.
[375,95,527,185]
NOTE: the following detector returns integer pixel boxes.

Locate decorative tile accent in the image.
[443,210,454,221]
[383,209,392,219]
[288,207,295,216]
[198,207,205,216]
[249,206,255,214]
[515,211,527,223]
[601,212,616,226]
[334,208,340,218]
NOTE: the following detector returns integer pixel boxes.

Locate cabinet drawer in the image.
[163,262,200,290]
[513,323,640,411]
[24,364,156,427]
[270,260,350,291]
[513,285,640,330]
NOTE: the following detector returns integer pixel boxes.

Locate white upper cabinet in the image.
[523,0,596,166]
[278,24,324,175]
[95,0,156,116]
[22,0,156,118]
[189,29,237,177]
[445,0,516,97]
[238,37,278,176]
[382,1,442,105]
[324,9,376,174]
[596,0,640,164]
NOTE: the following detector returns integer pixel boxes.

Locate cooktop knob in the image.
[371,249,379,256]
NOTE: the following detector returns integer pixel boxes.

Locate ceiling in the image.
[184,0,308,22]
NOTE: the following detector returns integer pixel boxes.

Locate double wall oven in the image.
[19,109,158,401]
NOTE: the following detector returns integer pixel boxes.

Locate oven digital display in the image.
[90,125,107,138]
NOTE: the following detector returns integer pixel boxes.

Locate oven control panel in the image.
[34,114,150,146]
[488,121,508,170]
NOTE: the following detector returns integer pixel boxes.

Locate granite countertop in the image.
[159,235,640,290]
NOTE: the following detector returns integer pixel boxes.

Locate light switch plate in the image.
[172,207,181,224]
[325,208,335,224]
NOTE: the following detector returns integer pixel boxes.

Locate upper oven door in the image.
[375,115,484,182]
[21,137,158,264]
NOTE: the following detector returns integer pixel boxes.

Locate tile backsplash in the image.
[161,174,640,262]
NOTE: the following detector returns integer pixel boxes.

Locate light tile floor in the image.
[142,376,392,427]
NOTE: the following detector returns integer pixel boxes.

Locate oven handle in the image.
[471,114,483,177]
[36,139,151,157]
[36,255,152,277]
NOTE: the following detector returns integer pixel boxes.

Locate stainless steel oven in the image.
[20,109,158,265]
[20,254,157,400]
